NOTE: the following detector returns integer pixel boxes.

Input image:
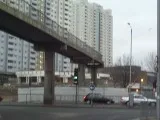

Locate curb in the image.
[0,103,131,109]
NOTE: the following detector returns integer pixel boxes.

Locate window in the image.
[65,4,68,7]
[65,9,68,11]
[8,60,13,63]
[8,42,14,45]
[8,54,13,57]
[8,48,13,51]
[8,66,13,69]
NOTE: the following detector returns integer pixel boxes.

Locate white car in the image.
[121,94,156,106]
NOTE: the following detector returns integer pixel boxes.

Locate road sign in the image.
[89,83,95,91]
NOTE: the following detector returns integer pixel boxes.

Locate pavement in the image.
[0,105,156,120]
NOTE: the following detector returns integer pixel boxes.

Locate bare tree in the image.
[109,54,139,88]
[115,54,132,66]
[145,52,157,72]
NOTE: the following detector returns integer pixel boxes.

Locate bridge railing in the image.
[0,0,102,64]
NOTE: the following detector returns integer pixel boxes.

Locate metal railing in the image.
[0,0,103,64]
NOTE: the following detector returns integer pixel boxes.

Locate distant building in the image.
[98,66,142,88]
[74,0,113,66]
[16,71,110,87]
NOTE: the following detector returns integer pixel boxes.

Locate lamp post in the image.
[127,23,133,107]
[157,0,160,119]
[127,23,133,85]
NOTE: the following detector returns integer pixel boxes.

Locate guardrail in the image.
[0,94,123,104]
[0,0,103,64]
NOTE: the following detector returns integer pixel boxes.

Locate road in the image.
[0,106,156,120]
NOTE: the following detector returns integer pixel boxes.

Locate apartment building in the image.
[0,0,113,76]
[74,0,113,67]
[0,0,37,74]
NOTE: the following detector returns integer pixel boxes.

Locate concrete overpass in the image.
[0,0,103,104]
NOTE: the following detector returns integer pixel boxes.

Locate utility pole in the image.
[157,0,160,119]
[128,23,133,107]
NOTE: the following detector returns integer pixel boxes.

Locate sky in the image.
[89,0,157,65]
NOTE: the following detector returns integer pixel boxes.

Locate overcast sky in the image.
[89,0,157,65]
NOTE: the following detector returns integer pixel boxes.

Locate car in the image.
[83,93,115,104]
[121,93,156,106]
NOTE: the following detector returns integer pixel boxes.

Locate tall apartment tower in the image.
[34,0,73,72]
[35,0,113,69]
[0,0,37,73]
[74,0,113,67]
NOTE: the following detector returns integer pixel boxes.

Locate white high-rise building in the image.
[50,0,73,72]
[34,0,113,70]
[0,0,37,74]
[0,31,36,73]
[73,0,113,67]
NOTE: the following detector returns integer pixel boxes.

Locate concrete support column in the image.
[43,51,55,105]
[91,67,97,86]
[78,64,85,86]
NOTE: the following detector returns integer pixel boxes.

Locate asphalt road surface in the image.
[0,106,156,120]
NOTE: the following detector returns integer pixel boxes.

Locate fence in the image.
[0,94,123,105]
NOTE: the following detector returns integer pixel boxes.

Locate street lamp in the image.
[141,78,144,83]
[127,23,133,107]
[127,23,133,85]
[140,78,144,94]
[157,0,160,119]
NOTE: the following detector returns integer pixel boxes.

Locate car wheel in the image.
[107,101,111,104]
[126,101,130,106]
[150,102,156,107]
[87,100,91,104]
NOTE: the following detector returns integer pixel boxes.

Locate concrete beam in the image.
[43,51,55,105]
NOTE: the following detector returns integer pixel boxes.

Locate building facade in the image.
[33,0,72,72]
[74,0,113,67]
[0,0,113,75]
[0,0,37,74]
[34,0,113,71]
[0,31,36,72]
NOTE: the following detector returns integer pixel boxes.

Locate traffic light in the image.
[74,68,78,85]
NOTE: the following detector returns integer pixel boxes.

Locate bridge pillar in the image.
[43,51,55,105]
[78,64,85,86]
[91,67,97,86]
